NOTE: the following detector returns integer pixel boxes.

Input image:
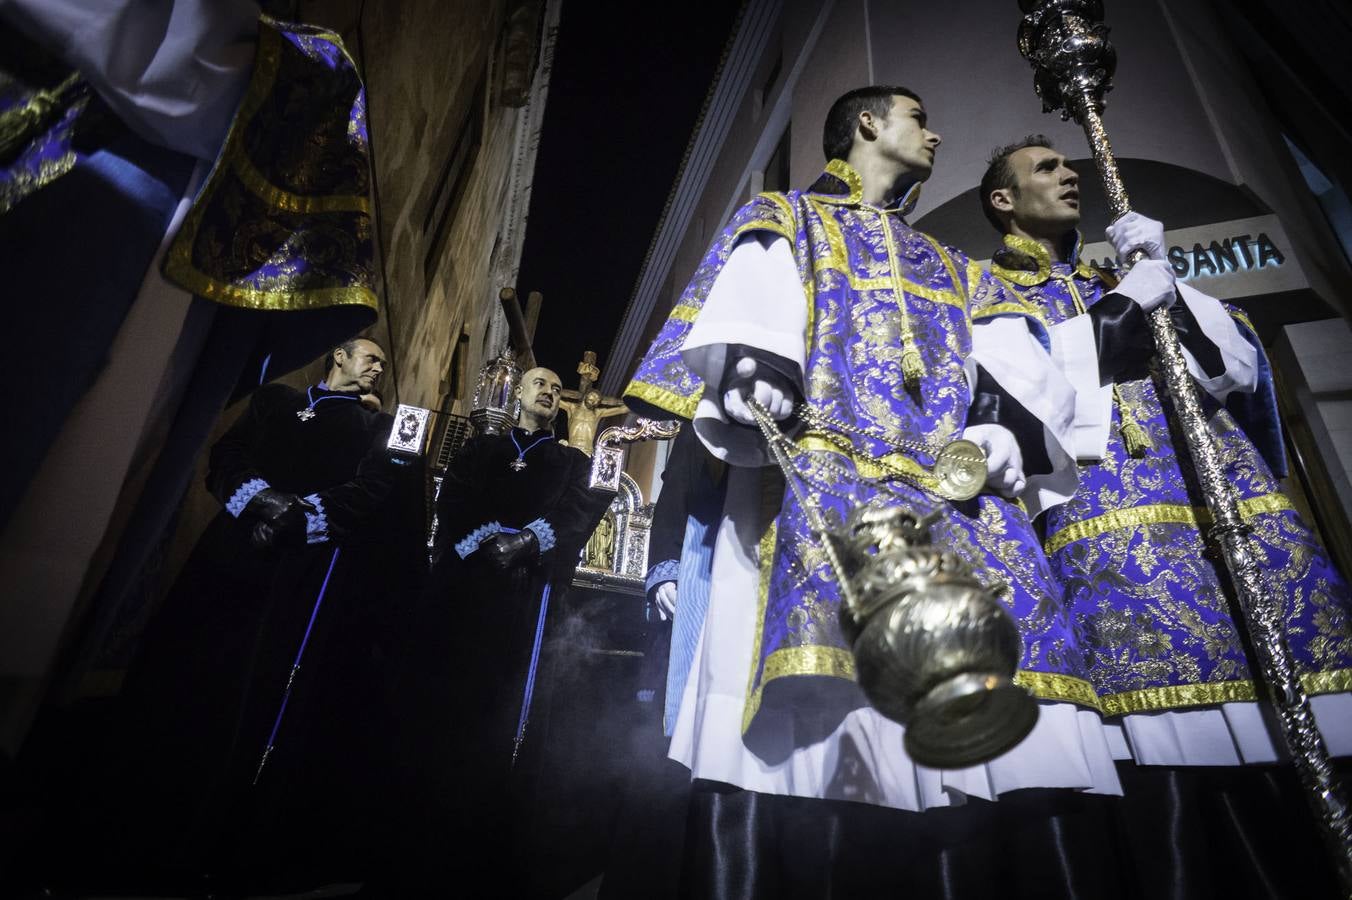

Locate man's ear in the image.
[988,187,1015,216]
[857,110,878,142]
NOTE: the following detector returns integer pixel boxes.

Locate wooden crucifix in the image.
[559,350,629,454]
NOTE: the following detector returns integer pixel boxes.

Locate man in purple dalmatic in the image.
[981,135,1352,764]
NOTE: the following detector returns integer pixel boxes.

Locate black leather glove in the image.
[243,489,314,550]
[250,515,308,550]
[479,530,539,570]
[243,487,309,522]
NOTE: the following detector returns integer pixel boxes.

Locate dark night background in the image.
[517,1,741,380]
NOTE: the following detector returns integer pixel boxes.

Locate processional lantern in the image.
[1017,1,1352,885]
[470,351,521,436]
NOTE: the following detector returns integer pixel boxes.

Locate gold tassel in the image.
[1119,412,1151,457]
[901,345,924,390]
[1112,384,1151,456]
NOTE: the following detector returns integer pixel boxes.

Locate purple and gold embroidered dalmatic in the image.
[160,18,377,320]
[626,161,1096,753]
[4,16,376,319]
[990,233,1352,716]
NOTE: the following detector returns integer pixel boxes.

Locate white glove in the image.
[1106,212,1167,261]
[962,423,1026,498]
[722,357,795,425]
[653,581,677,622]
[1112,259,1177,313]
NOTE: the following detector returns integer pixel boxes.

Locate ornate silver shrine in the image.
[573,418,681,595]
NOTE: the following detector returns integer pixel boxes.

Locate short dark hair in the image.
[979,134,1055,232]
[324,338,366,373]
[822,85,922,162]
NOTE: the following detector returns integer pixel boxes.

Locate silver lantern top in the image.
[470,351,521,436]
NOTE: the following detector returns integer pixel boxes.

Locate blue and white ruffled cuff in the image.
[303,493,328,545]
[455,521,503,559]
[645,558,680,593]
[226,478,269,517]
[524,518,556,553]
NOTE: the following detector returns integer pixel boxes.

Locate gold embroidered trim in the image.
[973,301,1045,323]
[233,149,370,214]
[819,271,965,311]
[1304,668,1352,696]
[896,279,965,310]
[810,197,850,270]
[759,191,798,230]
[165,265,378,311]
[965,259,985,302]
[921,233,964,299]
[668,304,700,323]
[748,660,1103,719]
[990,263,1044,288]
[733,217,796,244]
[816,158,863,205]
[1044,493,1296,554]
[1013,670,1101,708]
[162,23,377,312]
[1095,668,1352,715]
[1232,310,1257,336]
[624,379,700,420]
[994,232,1096,286]
[1100,680,1256,715]
[0,145,78,214]
[801,197,963,311]
[742,519,780,733]
[763,646,857,683]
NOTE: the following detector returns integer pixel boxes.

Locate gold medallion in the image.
[933,439,987,501]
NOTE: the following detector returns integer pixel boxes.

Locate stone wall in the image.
[297,0,542,411]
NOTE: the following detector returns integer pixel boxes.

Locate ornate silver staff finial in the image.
[1017,0,1114,120]
[1017,3,1352,887]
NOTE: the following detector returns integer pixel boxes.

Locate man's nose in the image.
[928,130,942,147]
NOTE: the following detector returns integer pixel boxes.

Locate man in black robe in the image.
[107,337,424,890]
[392,365,612,893]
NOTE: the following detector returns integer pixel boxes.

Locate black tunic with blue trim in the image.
[114,383,424,880]
[390,426,610,889]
